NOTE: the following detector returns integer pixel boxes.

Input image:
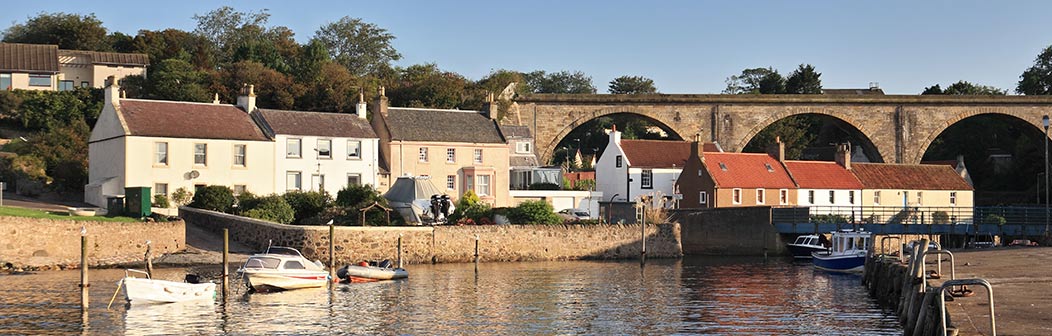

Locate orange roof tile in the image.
[621,140,719,168]
[851,163,972,190]
[784,161,863,189]
[704,152,796,188]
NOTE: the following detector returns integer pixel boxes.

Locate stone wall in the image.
[0,216,184,268]
[678,206,787,255]
[180,207,682,265]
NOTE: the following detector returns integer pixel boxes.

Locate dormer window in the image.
[764,163,774,172]
[718,162,728,171]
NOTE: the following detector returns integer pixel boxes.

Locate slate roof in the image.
[784,161,863,189]
[703,153,797,189]
[386,108,504,143]
[118,99,268,141]
[499,125,532,139]
[621,140,720,168]
[257,109,376,139]
[0,43,59,73]
[58,50,149,66]
[851,163,973,190]
[510,156,539,167]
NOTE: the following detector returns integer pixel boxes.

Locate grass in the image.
[0,206,141,222]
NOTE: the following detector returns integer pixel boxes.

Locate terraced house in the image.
[0,42,148,91]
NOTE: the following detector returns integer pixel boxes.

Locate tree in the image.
[131,29,216,70]
[723,67,779,94]
[388,63,473,109]
[608,76,658,94]
[190,185,236,212]
[921,84,943,95]
[313,17,401,76]
[943,81,1006,95]
[294,61,359,113]
[526,70,596,94]
[193,6,272,64]
[3,12,110,51]
[784,64,822,94]
[218,61,299,109]
[757,71,786,94]
[477,69,533,97]
[27,120,90,191]
[743,115,818,159]
[1018,46,1052,95]
[138,58,213,102]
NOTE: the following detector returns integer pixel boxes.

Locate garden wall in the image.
[0,216,184,269]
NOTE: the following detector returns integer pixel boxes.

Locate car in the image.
[558,208,592,220]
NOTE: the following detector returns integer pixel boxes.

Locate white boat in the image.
[811,229,872,273]
[120,269,216,304]
[337,261,408,283]
[237,246,330,291]
[786,234,827,259]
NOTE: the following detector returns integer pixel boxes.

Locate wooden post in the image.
[222,229,229,298]
[474,234,480,273]
[640,204,647,264]
[329,221,336,280]
[144,241,154,279]
[397,233,403,268]
[80,226,89,310]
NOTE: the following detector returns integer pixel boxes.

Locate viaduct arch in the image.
[506,94,1052,164]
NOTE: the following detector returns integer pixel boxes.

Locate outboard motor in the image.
[185,274,202,284]
[441,195,452,218]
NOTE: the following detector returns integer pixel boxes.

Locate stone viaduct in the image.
[505,94,1052,165]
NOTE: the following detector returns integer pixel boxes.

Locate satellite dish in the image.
[189,170,200,179]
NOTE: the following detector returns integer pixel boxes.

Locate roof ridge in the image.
[121,98,239,108]
[261,108,361,116]
[390,107,481,113]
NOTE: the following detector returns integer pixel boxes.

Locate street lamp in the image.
[1044,115,1049,236]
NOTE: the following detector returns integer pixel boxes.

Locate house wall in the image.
[91,64,146,87]
[5,72,56,91]
[124,136,275,202]
[386,140,510,206]
[58,59,93,88]
[86,137,127,207]
[714,187,795,208]
[595,142,628,202]
[273,134,379,193]
[859,188,974,223]
[628,167,681,205]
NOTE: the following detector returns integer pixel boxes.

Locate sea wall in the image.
[180,207,682,265]
[677,206,787,255]
[863,243,963,336]
[0,216,185,269]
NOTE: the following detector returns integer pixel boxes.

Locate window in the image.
[312,174,325,191]
[283,260,305,270]
[317,139,331,159]
[347,174,361,187]
[80,81,89,88]
[347,140,361,159]
[476,175,491,196]
[0,74,10,90]
[154,142,168,165]
[419,147,429,162]
[447,175,456,190]
[698,169,702,176]
[474,149,483,164]
[874,191,881,205]
[233,144,246,167]
[287,171,302,191]
[950,192,957,206]
[447,148,456,163]
[641,170,653,189]
[699,191,708,205]
[233,185,246,196]
[828,190,835,204]
[615,155,623,168]
[194,143,207,165]
[756,188,765,204]
[286,138,301,158]
[154,183,168,196]
[916,192,923,205]
[516,142,531,153]
[807,190,815,204]
[59,80,74,91]
[848,190,856,205]
[779,189,788,205]
[28,74,50,87]
[732,188,742,204]
[466,174,473,191]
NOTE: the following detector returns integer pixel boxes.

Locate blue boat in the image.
[811,229,871,273]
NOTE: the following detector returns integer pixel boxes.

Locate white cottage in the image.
[595,126,720,206]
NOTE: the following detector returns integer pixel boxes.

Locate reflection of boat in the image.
[811,229,871,273]
[786,234,827,259]
[124,299,218,335]
[237,246,329,291]
[337,261,408,283]
[121,269,216,304]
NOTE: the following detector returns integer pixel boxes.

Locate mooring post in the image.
[474,234,480,264]
[640,209,647,263]
[397,233,403,268]
[144,240,154,279]
[329,221,336,281]
[222,228,229,298]
[80,226,89,310]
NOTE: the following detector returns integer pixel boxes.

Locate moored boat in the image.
[237,246,329,291]
[337,260,408,283]
[811,229,871,273]
[120,269,216,304]
[786,234,827,259]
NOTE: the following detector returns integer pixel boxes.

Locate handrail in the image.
[880,236,902,262]
[939,278,995,336]
[921,249,955,282]
[124,269,151,279]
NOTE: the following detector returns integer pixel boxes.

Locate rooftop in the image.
[703,152,796,189]
[118,99,268,141]
[257,109,376,139]
[386,108,504,144]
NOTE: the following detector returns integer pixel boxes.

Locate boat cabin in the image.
[831,230,871,255]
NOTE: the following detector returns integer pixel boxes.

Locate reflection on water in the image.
[0,257,901,335]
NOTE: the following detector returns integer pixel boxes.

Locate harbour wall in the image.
[863,244,966,336]
[0,216,185,269]
[675,206,788,255]
[180,207,682,264]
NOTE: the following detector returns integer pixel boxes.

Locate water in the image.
[0,257,902,335]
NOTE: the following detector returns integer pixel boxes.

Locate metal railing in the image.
[772,205,1051,235]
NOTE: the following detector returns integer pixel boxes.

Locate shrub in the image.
[983,214,1006,226]
[810,214,850,224]
[448,190,491,225]
[573,179,596,191]
[527,182,560,190]
[507,200,561,224]
[282,190,331,224]
[171,187,193,206]
[243,195,295,224]
[335,184,384,207]
[330,185,396,226]
[234,191,260,214]
[153,194,170,208]
[932,211,950,224]
[190,185,235,213]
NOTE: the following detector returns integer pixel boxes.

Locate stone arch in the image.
[539,109,688,165]
[736,109,886,163]
[913,109,1048,164]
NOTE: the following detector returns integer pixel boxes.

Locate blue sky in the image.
[2,0,1050,94]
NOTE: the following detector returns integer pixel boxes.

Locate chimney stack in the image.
[691,133,705,162]
[236,84,256,112]
[355,91,367,119]
[373,86,389,118]
[835,143,851,170]
[104,75,120,107]
[212,93,220,104]
[609,124,621,145]
[483,92,498,120]
[766,136,785,162]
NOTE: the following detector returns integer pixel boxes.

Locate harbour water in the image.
[0,257,901,335]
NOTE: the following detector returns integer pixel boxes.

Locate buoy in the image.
[358,261,369,267]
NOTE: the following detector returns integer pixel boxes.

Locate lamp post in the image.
[1044,115,1050,236]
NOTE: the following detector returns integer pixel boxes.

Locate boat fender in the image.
[359,261,369,267]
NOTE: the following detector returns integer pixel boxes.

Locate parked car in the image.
[558,208,592,220]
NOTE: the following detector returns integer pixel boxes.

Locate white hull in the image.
[339,265,408,282]
[243,270,329,290]
[123,277,216,304]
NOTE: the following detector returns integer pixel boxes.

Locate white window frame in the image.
[779,189,788,205]
[287,171,302,191]
[233,144,246,167]
[732,188,742,205]
[641,169,653,189]
[317,139,332,159]
[950,191,957,206]
[312,174,325,192]
[347,140,361,160]
[447,148,456,163]
[419,147,429,162]
[154,183,168,196]
[154,142,168,166]
[828,190,835,204]
[516,142,531,153]
[807,190,815,204]
[193,143,207,166]
[848,190,856,205]
[756,188,765,204]
[287,138,302,158]
[476,174,491,196]
[699,191,708,205]
[446,175,456,190]
[28,74,51,87]
[474,149,483,164]
[874,191,881,205]
[347,174,362,187]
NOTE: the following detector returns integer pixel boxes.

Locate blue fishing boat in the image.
[811,229,871,273]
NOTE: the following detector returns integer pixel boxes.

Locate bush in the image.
[811,214,850,224]
[153,194,170,208]
[932,211,950,224]
[507,200,561,224]
[335,184,384,207]
[573,179,596,191]
[190,185,235,212]
[243,195,295,224]
[171,187,193,206]
[527,182,560,190]
[983,214,1006,226]
[448,190,491,225]
[282,190,331,224]
[329,185,396,226]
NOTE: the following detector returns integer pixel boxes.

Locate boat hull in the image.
[338,265,408,282]
[811,252,866,273]
[786,244,827,259]
[243,270,329,291]
[123,277,216,304]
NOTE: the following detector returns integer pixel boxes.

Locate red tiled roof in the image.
[784,161,863,189]
[257,109,376,138]
[921,160,958,169]
[851,163,972,190]
[703,152,796,188]
[119,99,268,141]
[621,140,720,168]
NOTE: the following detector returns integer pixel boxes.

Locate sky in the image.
[2,0,1051,94]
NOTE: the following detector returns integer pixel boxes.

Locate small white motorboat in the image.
[118,269,216,304]
[811,229,872,273]
[337,260,408,283]
[786,234,828,259]
[237,246,329,291]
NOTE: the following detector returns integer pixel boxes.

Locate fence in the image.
[772,206,1051,236]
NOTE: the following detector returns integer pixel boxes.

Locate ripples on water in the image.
[0,257,901,335]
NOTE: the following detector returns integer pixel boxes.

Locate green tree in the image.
[190,185,236,212]
[243,195,295,224]
[313,16,401,76]
[784,64,822,94]
[3,12,110,51]
[294,61,359,113]
[723,67,781,94]
[192,6,272,64]
[507,200,561,224]
[526,70,597,94]
[282,190,331,224]
[477,69,533,97]
[218,60,299,109]
[742,115,818,159]
[388,63,473,109]
[131,29,215,70]
[138,58,212,102]
[758,71,786,94]
[943,81,1006,95]
[608,75,658,94]
[921,84,943,95]
[1017,46,1052,95]
[26,120,90,191]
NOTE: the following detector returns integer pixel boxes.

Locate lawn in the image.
[0,206,141,222]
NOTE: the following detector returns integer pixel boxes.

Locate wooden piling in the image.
[329,222,335,280]
[397,234,403,268]
[222,228,229,298]
[80,227,89,310]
